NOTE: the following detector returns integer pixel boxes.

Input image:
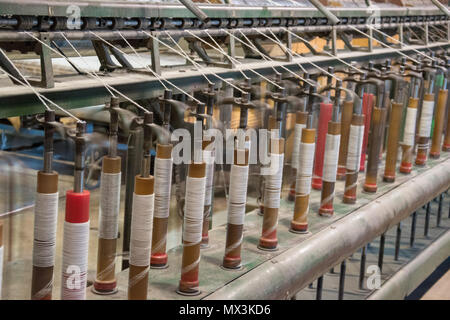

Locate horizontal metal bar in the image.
[367,230,450,300]
[0,1,444,20]
[0,20,447,41]
[203,159,450,300]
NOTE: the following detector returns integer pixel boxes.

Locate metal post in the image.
[378,233,385,273]
[227,35,236,68]
[394,223,401,261]
[338,260,346,300]
[437,193,443,227]
[410,211,417,246]
[424,203,431,237]
[331,26,338,56]
[316,276,323,300]
[39,33,54,88]
[359,245,366,290]
[425,23,430,46]
[398,24,404,49]
[149,34,161,75]
[285,32,293,62]
[368,28,373,52]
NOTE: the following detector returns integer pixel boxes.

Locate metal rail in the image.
[0,41,448,118]
[204,159,450,300]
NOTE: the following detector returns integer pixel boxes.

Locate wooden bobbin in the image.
[416,93,435,166]
[337,100,354,180]
[94,156,121,294]
[289,111,308,201]
[128,175,154,300]
[383,102,403,182]
[430,89,448,158]
[319,121,341,217]
[443,94,450,152]
[31,171,58,300]
[150,144,173,268]
[223,148,249,269]
[259,138,284,250]
[179,162,206,295]
[343,114,365,204]
[291,128,315,233]
[360,93,374,172]
[400,98,419,174]
[364,107,386,193]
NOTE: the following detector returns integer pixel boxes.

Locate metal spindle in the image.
[410,211,417,246]
[425,202,431,237]
[338,260,346,300]
[378,233,385,273]
[316,276,323,300]
[394,223,401,261]
[359,245,366,290]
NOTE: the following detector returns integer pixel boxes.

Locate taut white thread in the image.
[154,158,173,219]
[346,125,365,171]
[33,192,58,267]
[183,176,206,243]
[99,172,121,239]
[130,193,154,266]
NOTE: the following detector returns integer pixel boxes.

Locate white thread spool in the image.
[323,134,340,182]
[183,176,206,244]
[61,221,90,300]
[98,172,121,239]
[33,192,58,268]
[291,123,305,170]
[130,193,154,266]
[203,150,215,207]
[154,158,173,219]
[264,153,284,209]
[227,164,249,225]
[403,107,418,146]
[346,125,365,171]
[296,142,315,195]
[419,100,435,138]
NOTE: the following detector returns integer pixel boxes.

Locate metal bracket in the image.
[148,35,161,75]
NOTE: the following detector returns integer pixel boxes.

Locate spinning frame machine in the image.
[0,0,449,300]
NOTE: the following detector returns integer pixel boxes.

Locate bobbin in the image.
[319,81,342,217]
[258,138,284,250]
[400,70,422,174]
[430,67,448,158]
[61,121,90,301]
[290,114,315,233]
[94,97,122,295]
[362,77,386,193]
[128,111,155,300]
[416,63,438,166]
[31,109,59,300]
[178,162,206,295]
